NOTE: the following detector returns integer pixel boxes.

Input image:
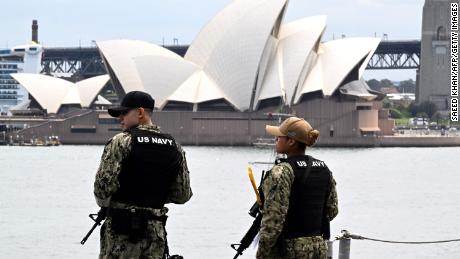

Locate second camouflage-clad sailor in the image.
[256,117,338,259]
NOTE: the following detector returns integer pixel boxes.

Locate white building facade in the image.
[97,0,382,113]
[0,43,43,114]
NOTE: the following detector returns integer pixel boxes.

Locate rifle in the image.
[231,202,262,259]
[231,167,264,259]
[80,208,107,245]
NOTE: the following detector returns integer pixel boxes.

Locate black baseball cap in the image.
[108,91,155,117]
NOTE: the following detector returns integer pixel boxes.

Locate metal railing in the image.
[327,230,460,259]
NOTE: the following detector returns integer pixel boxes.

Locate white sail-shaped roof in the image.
[320,38,381,96]
[358,39,380,78]
[185,0,267,67]
[294,57,324,100]
[185,0,288,111]
[76,75,110,107]
[166,71,225,106]
[94,95,112,106]
[295,37,381,103]
[11,74,74,113]
[339,80,378,101]
[11,74,109,114]
[97,39,232,109]
[96,0,381,111]
[61,86,81,105]
[132,55,198,108]
[256,16,327,108]
[97,40,199,108]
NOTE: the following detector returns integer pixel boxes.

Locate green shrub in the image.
[390,108,404,118]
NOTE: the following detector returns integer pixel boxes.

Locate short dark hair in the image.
[143,108,153,117]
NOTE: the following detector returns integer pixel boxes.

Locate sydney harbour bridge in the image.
[41,40,421,79]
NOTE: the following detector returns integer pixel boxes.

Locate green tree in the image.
[431,112,443,124]
[383,97,392,109]
[367,79,381,91]
[380,79,394,88]
[390,108,404,118]
[409,102,418,116]
[419,101,438,118]
[399,79,416,93]
[409,101,437,118]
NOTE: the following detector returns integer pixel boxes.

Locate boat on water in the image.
[252,112,295,148]
[252,137,275,148]
[6,135,60,146]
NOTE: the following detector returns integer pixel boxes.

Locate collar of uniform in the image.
[136,124,160,132]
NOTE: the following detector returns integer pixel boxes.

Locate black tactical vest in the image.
[111,128,182,209]
[280,155,332,239]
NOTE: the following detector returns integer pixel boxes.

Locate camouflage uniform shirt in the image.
[94,124,192,259]
[256,161,338,259]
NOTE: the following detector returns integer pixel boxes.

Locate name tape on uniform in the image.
[136,136,174,146]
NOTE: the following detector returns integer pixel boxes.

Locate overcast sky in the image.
[1,0,426,80]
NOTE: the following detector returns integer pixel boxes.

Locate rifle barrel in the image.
[81,209,106,245]
[80,222,99,245]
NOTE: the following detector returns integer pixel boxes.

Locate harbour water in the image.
[1,145,460,259]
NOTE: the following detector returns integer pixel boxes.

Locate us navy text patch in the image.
[136,136,174,146]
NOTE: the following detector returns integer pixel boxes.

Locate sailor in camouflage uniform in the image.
[257,117,338,259]
[94,91,192,259]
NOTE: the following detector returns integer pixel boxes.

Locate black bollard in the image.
[327,240,334,259]
[338,238,351,259]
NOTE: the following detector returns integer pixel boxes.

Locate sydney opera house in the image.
[8,0,395,146]
[11,74,111,114]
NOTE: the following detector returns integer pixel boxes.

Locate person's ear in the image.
[287,137,296,147]
[137,107,145,118]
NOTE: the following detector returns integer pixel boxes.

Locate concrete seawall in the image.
[3,110,460,147]
[316,136,460,147]
[379,136,460,147]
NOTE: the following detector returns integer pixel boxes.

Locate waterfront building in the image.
[11,74,110,114]
[418,0,452,111]
[97,0,393,137]
[0,43,43,114]
[4,0,400,145]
